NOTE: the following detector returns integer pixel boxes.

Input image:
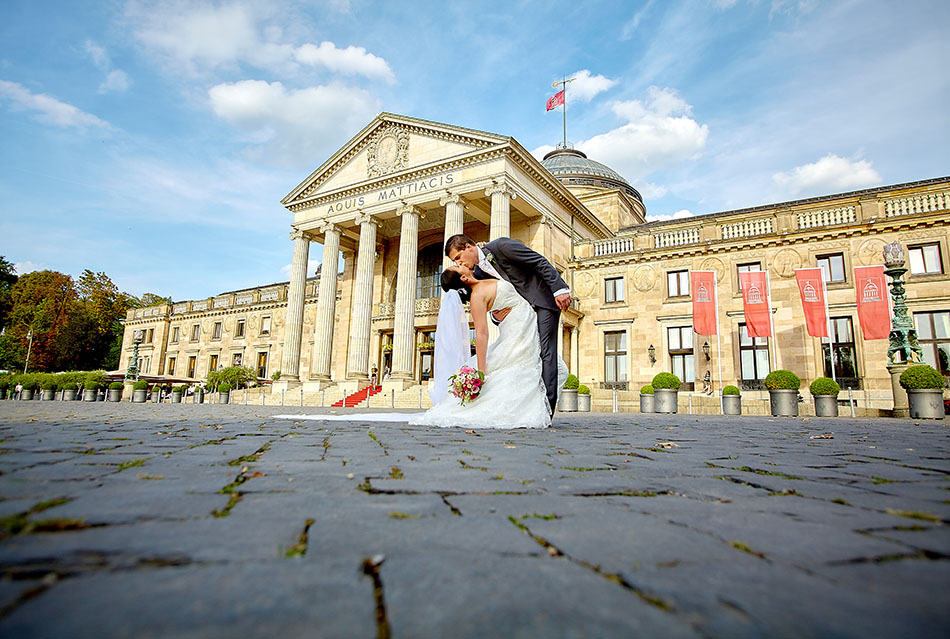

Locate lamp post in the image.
[23,328,33,374]
[883,241,922,417]
[126,330,142,382]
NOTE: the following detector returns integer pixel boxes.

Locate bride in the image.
[409,264,566,429]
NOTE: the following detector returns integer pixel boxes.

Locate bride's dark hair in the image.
[440,269,472,304]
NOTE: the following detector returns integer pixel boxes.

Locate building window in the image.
[737,262,761,291]
[822,317,860,389]
[668,326,695,391]
[257,352,268,378]
[187,356,197,378]
[167,357,176,376]
[212,322,222,340]
[604,331,627,385]
[915,311,950,376]
[171,326,179,343]
[416,243,443,299]
[261,316,271,336]
[232,353,243,367]
[191,324,200,341]
[739,323,770,390]
[236,319,246,338]
[817,253,846,283]
[605,277,625,303]
[146,328,154,343]
[208,354,218,372]
[667,270,689,297]
[909,244,943,275]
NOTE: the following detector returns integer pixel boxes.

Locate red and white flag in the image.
[739,270,772,337]
[854,265,891,340]
[794,268,829,338]
[690,271,718,335]
[546,90,565,111]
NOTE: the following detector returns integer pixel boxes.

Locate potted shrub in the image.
[61,381,78,401]
[217,382,232,404]
[559,374,579,412]
[577,384,591,412]
[640,385,655,413]
[171,385,185,403]
[41,377,58,401]
[108,381,124,402]
[132,380,149,403]
[150,384,162,403]
[899,365,946,420]
[20,376,38,401]
[765,370,801,417]
[722,385,741,415]
[810,377,840,417]
[652,373,682,414]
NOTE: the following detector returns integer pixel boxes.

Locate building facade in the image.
[120,113,950,412]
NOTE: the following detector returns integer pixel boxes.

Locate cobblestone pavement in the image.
[0,402,947,638]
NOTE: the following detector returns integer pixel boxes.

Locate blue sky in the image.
[1,0,947,301]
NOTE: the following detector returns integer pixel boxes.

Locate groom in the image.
[445,234,571,415]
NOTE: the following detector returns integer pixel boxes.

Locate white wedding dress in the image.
[409,279,567,429]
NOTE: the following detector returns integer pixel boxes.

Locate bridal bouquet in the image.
[448,366,485,405]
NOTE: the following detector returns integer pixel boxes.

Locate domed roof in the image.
[542,147,642,203]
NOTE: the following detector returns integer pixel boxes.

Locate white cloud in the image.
[566,69,617,102]
[208,79,380,167]
[128,1,392,81]
[280,258,321,279]
[620,0,656,40]
[0,80,110,129]
[646,209,694,222]
[99,70,130,94]
[772,154,881,196]
[634,180,668,200]
[576,86,708,182]
[13,260,49,275]
[85,40,109,68]
[294,42,394,83]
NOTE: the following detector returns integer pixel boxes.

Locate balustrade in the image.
[720,218,773,240]
[797,206,855,229]
[654,227,700,248]
[885,191,949,217]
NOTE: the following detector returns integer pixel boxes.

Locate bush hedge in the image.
[809,377,841,396]
[651,372,682,390]
[722,385,741,395]
[563,374,579,390]
[899,364,945,390]
[133,380,149,390]
[640,384,654,395]
[217,383,232,393]
[577,384,590,395]
[61,381,78,391]
[764,369,801,390]
[109,381,124,390]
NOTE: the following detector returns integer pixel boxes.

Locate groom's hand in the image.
[555,293,572,311]
[492,307,512,322]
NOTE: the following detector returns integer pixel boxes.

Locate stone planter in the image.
[196,391,205,404]
[83,389,97,402]
[132,389,148,403]
[813,395,838,417]
[171,391,182,403]
[640,394,654,413]
[769,389,799,417]
[218,391,230,405]
[41,389,56,401]
[577,393,591,412]
[654,389,678,414]
[108,389,122,402]
[63,389,77,401]
[907,389,944,420]
[21,389,35,401]
[151,392,161,403]
[722,395,741,415]
[559,389,578,412]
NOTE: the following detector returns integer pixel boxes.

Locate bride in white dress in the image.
[409,264,566,429]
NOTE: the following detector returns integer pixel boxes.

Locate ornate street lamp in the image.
[883,242,923,365]
[125,330,143,382]
[648,344,656,364]
[703,341,711,361]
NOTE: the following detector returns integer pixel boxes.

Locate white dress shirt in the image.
[477,247,570,298]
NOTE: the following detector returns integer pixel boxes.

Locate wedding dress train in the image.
[409,279,566,429]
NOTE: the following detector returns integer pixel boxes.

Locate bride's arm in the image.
[470,293,489,373]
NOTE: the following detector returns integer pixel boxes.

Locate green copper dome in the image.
[542,147,642,203]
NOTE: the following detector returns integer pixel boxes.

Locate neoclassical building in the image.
[120,113,949,412]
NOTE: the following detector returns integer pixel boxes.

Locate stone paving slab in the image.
[0,402,947,637]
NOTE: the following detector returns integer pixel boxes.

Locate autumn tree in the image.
[0,270,76,371]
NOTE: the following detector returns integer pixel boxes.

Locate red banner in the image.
[854,265,891,340]
[690,271,718,335]
[546,90,565,111]
[739,270,772,337]
[794,268,828,337]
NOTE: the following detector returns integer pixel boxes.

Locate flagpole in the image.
[715,275,724,414]
[765,270,778,371]
[552,77,574,148]
[822,276,837,384]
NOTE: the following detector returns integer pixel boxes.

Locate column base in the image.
[887,363,910,418]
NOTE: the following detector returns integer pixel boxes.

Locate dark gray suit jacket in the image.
[478,238,568,311]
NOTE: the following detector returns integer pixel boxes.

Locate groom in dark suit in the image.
[445,233,571,415]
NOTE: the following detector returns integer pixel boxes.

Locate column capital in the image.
[289,228,309,241]
[397,203,421,218]
[354,212,380,227]
[540,213,555,229]
[486,181,516,200]
[439,192,463,207]
[319,221,341,236]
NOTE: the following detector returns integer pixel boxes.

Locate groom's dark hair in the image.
[441,269,472,304]
[445,234,476,257]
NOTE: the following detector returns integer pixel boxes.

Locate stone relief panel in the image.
[770,248,804,278]
[633,265,657,292]
[699,257,725,283]
[367,125,410,178]
[857,238,887,266]
[574,272,596,298]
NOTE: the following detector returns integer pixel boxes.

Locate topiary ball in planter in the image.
[900,364,945,419]
[899,365,945,390]
[563,374,579,390]
[651,373,682,390]
[721,385,742,415]
[651,373,681,414]
[576,384,591,412]
[559,374,579,412]
[765,370,801,390]
[722,385,740,395]
[640,385,654,395]
[809,377,841,396]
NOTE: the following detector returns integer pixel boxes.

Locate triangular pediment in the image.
[283,113,508,206]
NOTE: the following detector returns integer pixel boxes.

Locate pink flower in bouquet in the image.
[447,366,485,405]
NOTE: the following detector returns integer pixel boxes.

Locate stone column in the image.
[441,193,464,269]
[486,181,516,241]
[571,326,580,375]
[347,213,379,379]
[280,229,310,381]
[311,223,341,380]
[392,205,421,380]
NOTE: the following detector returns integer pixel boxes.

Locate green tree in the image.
[1,270,76,371]
[0,256,18,333]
